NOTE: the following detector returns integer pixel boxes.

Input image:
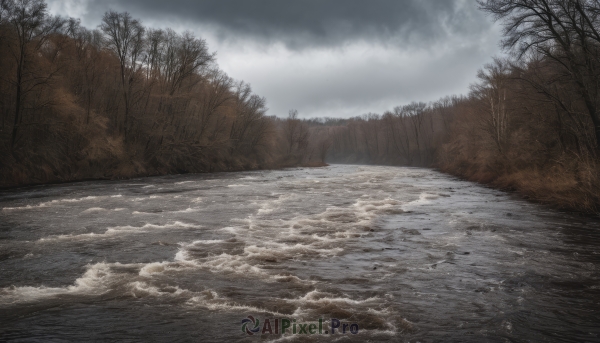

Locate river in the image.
[0,165,599,342]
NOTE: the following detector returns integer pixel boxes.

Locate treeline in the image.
[0,0,327,187]
[324,101,450,166]
[320,0,600,213]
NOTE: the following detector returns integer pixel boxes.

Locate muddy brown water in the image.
[0,165,599,342]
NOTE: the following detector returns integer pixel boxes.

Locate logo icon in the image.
[241,316,261,335]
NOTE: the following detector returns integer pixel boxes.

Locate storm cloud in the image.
[47,0,502,118]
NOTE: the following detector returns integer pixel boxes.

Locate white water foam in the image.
[81,207,126,214]
[38,221,198,242]
[2,196,102,211]
[175,181,195,185]
[0,262,121,304]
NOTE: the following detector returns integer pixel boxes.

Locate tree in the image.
[478,0,600,148]
[230,81,268,153]
[471,58,511,152]
[100,10,145,135]
[284,109,300,154]
[2,0,63,149]
[143,28,165,83]
[166,31,214,95]
[64,18,104,124]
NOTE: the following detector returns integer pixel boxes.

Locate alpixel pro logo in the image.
[241,317,359,336]
[241,316,261,335]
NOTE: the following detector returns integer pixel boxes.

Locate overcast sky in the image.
[46,0,502,118]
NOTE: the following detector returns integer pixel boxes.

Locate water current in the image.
[1,165,599,342]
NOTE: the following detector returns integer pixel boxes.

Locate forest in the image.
[0,0,328,188]
[1,0,599,213]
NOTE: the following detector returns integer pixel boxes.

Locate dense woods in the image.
[0,0,326,187]
[1,0,599,214]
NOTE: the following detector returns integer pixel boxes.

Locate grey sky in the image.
[47,0,502,118]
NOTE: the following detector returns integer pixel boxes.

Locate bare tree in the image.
[478,0,600,148]
[167,31,213,95]
[143,28,165,83]
[193,69,232,141]
[284,109,300,154]
[230,81,267,152]
[2,0,63,149]
[471,58,511,152]
[100,10,145,134]
[65,19,104,124]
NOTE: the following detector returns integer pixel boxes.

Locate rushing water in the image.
[0,165,599,342]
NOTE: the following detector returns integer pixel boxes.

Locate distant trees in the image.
[325,102,441,166]
[277,109,310,164]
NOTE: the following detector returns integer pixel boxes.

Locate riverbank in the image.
[438,162,600,216]
[0,160,329,190]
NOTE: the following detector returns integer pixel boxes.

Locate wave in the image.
[0,262,121,304]
[38,221,198,242]
[3,195,125,211]
[81,207,126,214]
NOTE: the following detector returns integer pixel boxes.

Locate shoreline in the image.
[436,166,600,217]
[1,162,596,218]
[0,162,330,192]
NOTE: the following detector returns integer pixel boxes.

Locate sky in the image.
[46,0,503,118]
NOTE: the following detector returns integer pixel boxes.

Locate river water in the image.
[0,165,599,342]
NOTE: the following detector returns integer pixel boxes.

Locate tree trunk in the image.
[11,48,25,150]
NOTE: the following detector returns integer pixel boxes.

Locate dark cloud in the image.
[78,0,491,50]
